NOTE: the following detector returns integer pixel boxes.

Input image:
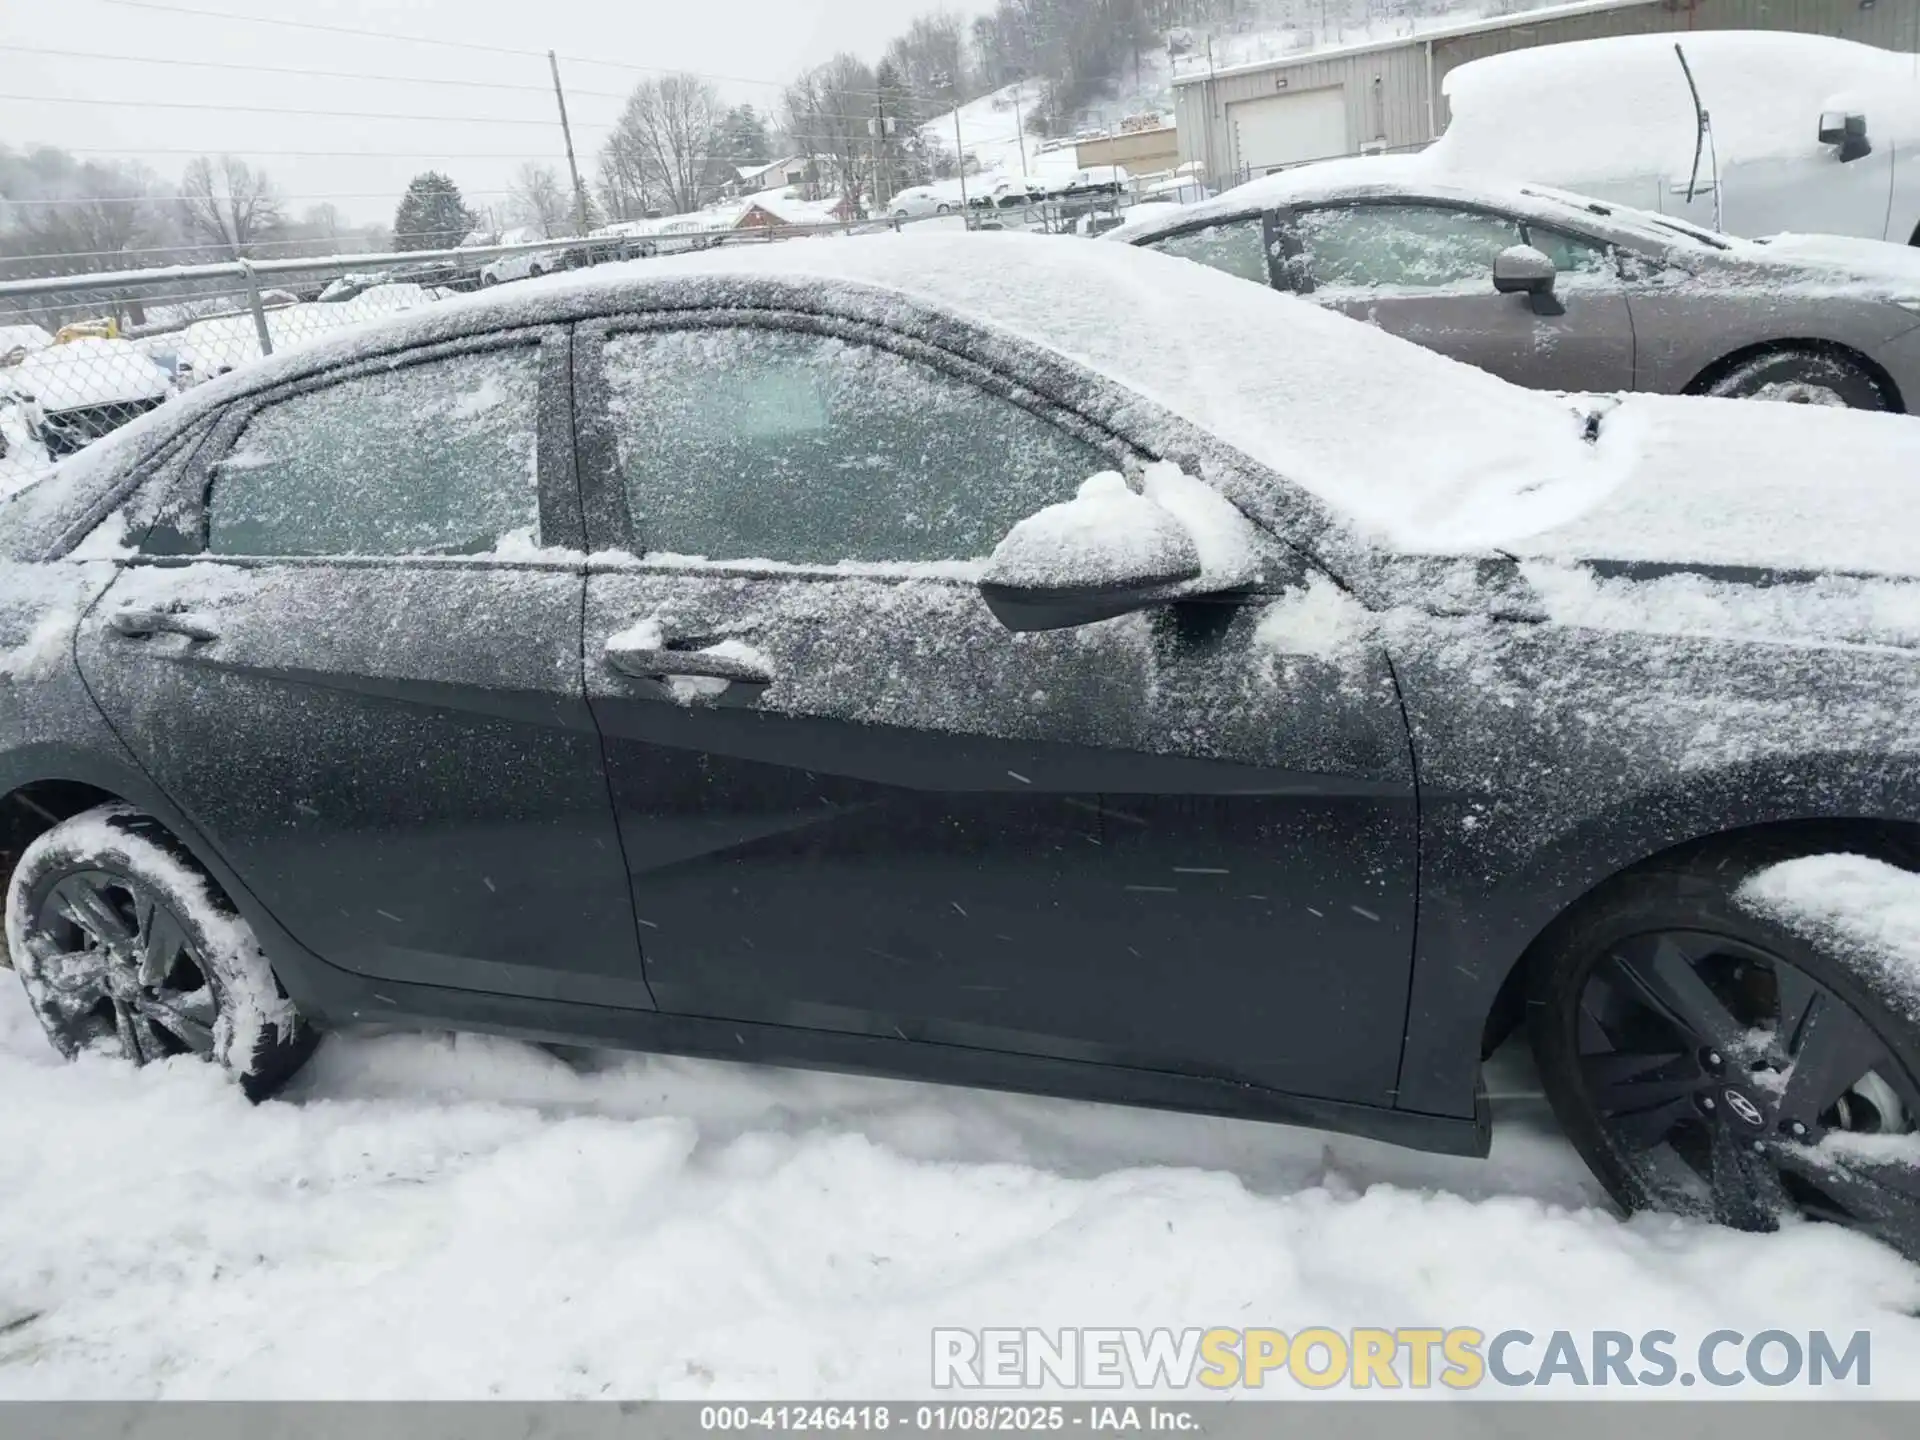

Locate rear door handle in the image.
[604,644,772,685]
[108,608,220,643]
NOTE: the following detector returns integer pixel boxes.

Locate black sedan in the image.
[2,233,1918,1256]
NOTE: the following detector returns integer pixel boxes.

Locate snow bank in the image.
[4,989,1918,1397]
[1430,31,1920,186]
[1737,855,1920,1020]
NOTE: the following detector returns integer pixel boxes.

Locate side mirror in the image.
[1492,244,1563,316]
[980,465,1266,632]
[980,472,1200,632]
[1819,111,1872,162]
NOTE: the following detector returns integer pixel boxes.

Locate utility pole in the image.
[549,49,591,236]
[1012,83,1028,176]
[937,71,969,213]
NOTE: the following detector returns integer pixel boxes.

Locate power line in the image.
[79,2,952,102]
[0,94,619,127]
[0,44,634,100]
[90,0,795,90]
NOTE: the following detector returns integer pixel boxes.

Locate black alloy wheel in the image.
[22,867,219,1064]
[1572,927,1920,1251]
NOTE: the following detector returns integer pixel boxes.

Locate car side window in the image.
[1142,217,1272,286]
[1294,204,1522,291]
[600,328,1111,565]
[1522,225,1617,280]
[206,346,540,557]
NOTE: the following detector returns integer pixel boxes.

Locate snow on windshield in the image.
[1430,31,1920,185]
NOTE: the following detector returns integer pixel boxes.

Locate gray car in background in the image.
[1105,156,1920,411]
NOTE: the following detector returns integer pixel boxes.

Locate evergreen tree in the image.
[392,172,477,251]
[718,104,773,168]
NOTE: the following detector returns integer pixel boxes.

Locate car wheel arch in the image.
[1684,338,1904,413]
[0,753,314,1006]
[1472,813,1920,1063]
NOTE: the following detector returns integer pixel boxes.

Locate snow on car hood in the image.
[6,338,170,411]
[1497,394,1920,578]
[1752,233,1920,291]
[1430,31,1920,185]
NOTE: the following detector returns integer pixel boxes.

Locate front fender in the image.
[1384,606,1920,1118]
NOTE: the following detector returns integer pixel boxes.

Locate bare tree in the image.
[507,162,571,237]
[601,74,725,217]
[784,55,877,209]
[177,155,285,257]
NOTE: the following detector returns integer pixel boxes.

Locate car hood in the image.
[1487,394,1920,579]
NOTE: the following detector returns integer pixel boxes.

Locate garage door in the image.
[1229,87,1351,175]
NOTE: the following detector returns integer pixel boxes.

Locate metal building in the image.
[1172,0,1920,184]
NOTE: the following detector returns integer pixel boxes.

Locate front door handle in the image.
[107,608,219,643]
[604,643,772,685]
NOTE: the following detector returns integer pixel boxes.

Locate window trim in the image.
[1134,209,1286,290]
[1272,198,1624,294]
[144,326,576,563]
[570,309,1141,565]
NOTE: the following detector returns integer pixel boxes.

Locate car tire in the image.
[1527,845,1920,1256]
[936,204,951,215]
[479,274,499,288]
[5,804,317,1100]
[1702,347,1893,410]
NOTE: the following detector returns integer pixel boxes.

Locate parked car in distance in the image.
[890,184,963,219]
[1058,164,1130,201]
[970,175,1054,210]
[1106,156,1920,410]
[479,248,562,287]
[2,337,173,458]
[1424,30,1920,246]
[4,234,1920,1259]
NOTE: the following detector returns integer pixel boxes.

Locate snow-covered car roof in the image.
[1099,154,1732,251]
[5,338,171,412]
[1428,30,1920,186]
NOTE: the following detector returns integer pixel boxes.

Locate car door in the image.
[573,314,1419,1105]
[75,331,651,1009]
[1275,200,1636,392]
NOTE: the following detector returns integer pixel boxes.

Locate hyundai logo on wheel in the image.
[1723,1089,1767,1128]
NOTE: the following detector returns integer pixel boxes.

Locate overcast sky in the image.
[1,0,993,232]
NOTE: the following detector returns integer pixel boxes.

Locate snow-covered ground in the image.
[4,978,1917,1398]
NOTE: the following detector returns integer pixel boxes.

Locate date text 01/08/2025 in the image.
[699,1405,1198,1432]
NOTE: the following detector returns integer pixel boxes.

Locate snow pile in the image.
[1430,30,1920,186]
[1737,856,1920,1020]
[984,471,1199,590]
[4,989,1919,1397]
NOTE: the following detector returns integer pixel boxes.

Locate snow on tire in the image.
[1704,348,1892,410]
[5,803,316,1098]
